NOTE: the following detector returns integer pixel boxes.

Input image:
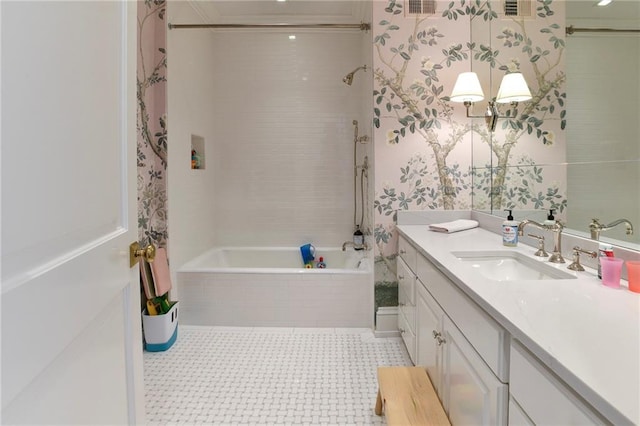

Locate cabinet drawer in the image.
[417,254,509,382]
[398,236,418,272]
[398,308,416,364]
[398,286,416,333]
[397,257,416,306]
[510,341,604,425]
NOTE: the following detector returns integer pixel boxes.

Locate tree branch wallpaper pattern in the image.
[137,0,168,248]
[372,0,567,307]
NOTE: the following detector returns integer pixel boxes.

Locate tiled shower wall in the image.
[167,1,218,284]
[210,31,371,248]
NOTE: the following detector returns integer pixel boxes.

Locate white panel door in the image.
[1,1,143,424]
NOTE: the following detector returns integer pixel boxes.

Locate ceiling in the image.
[189,0,368,25]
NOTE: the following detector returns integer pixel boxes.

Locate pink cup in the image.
[627,261,640,293]
[601,257,624,289]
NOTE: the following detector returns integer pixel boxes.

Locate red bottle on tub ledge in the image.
[317,257,326,269]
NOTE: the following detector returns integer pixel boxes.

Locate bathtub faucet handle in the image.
[342,241,369,251]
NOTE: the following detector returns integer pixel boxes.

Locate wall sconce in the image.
[449,71,532,132]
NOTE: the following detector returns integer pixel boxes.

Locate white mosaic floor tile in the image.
[144,326,411,425]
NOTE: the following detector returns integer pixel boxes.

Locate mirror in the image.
[470,0,639,249]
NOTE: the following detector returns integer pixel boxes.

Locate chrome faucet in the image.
[589,218,634,241]
[518,219,565,263]
[342,241,369,251]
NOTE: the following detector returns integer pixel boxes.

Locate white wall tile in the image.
[167,2,219,296]
[210,31,369,247]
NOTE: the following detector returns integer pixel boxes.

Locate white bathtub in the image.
[177,247,374,328]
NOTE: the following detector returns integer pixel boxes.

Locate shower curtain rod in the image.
[566,25,640,35]
[168,22,371,31]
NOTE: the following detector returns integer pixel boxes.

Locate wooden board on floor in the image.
[375,366,450,426]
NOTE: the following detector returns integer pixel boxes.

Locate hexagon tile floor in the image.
[144,326,411,425]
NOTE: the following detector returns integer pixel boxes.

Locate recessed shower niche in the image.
[190,134,205,170]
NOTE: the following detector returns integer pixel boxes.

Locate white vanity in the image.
[396,217,639,425]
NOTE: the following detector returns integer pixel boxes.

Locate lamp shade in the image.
[495,72,532,103]
[450,72,485,103]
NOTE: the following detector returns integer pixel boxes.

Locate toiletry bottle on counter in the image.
[544,209,556,226]
[353,225,364,250]
[597,243,614,279]
[316,257,326,269]
[502,209,519,247]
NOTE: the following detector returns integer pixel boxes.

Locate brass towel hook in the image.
[129,242,156,267]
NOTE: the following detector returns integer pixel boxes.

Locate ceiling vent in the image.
[502,0,534,18]
[405,0,436,16]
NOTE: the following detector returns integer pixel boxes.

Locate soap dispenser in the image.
[502,209,519,247]
[544,209,556,226]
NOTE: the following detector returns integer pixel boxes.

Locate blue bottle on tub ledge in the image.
[300,243,315,266]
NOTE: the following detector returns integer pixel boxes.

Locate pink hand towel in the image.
[151,248,173,297]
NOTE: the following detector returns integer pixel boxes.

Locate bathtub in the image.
[177,247,374,328]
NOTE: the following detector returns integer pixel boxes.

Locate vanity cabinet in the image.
[509,341,605,425]
[399,235,510,424]
[395,224,632,426]
[417,253,510,382]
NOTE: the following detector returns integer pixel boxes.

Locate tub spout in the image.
[342,241,369,251]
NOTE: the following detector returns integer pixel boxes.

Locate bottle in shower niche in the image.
[353,225,364,250]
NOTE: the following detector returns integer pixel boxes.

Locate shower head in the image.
[342,65,367,86]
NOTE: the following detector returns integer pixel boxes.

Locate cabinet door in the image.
[508,398,534,426]
[510,341,605,425]
[441,316,508,426]
[398,308,416,363]
[416,280,444,396]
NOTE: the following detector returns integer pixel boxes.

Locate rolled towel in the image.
[429,219,479,233]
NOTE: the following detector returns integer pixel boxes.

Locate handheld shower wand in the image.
[352,120,370,229]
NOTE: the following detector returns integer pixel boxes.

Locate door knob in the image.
[129,242,156,267]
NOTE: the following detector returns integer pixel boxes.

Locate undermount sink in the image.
[451,250,577,281]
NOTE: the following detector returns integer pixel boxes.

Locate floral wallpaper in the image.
[137,0,168,248]
[372,0,567,307]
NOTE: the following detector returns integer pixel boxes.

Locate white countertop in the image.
[397,225,640,425]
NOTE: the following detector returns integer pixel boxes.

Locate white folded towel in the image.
[429,219,479,233]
